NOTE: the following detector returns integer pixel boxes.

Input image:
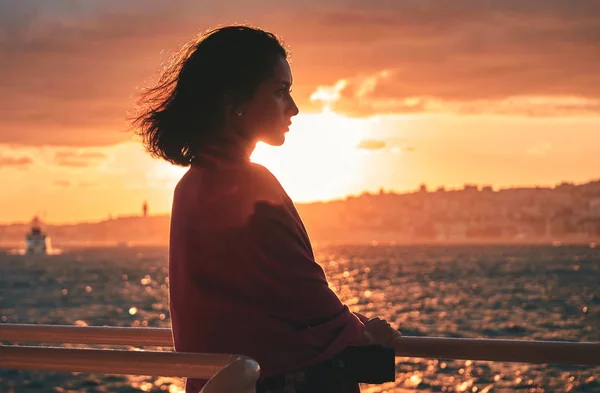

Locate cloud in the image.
[1,0,599,146]
[54,180,71,187]
[55,151,107,159]
[299,1,600,116]
[312,73,600,117]
[54,150,107,167]
[527,142,553,157]
[356,139,387,150]
[355,138,415,153]
[0,155,33,167]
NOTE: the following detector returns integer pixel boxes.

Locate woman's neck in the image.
[197,129,257,164]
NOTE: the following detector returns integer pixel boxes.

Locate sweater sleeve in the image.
[354,312,371,323]
[246,199,364,333]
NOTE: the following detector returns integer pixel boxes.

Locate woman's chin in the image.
[261,132,287,147]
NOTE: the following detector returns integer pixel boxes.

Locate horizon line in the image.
[3,177,599,226]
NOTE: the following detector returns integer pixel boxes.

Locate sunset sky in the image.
[1,0,599,224]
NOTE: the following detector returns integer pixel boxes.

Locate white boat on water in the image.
[26,216,51,255]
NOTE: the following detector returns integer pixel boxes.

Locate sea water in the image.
[1,244,599,393]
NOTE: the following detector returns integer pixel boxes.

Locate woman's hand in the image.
[364,317,400,346]
[359,330,375,345]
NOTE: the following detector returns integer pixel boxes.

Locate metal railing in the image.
[0,324,260,393]
[2,323,599,365]
[2,323,599,392]
[2,345,237,377]
[1,323,174,347]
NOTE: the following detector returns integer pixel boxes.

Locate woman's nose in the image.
[288,97,299,116]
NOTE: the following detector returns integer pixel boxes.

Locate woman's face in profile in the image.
[238,56,299,146]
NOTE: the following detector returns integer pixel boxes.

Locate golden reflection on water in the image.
[1,244,599,392]
[126,375,185,393]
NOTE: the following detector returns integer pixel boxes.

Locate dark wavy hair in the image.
[131,25,287,166]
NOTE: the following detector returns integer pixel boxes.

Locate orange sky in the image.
[1,1,599,223]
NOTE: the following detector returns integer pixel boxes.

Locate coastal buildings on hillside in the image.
[296,180,600,243]
[0,180,599,246]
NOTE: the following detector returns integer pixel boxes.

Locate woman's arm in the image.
[354,312,370,323]
[246,199,365,331]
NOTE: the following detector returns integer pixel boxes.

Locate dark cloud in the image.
[0,155,33,167]
[0,0,599,146]
[0,1,219,147]
[296,1,600,116]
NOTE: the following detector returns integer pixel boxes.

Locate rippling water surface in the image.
[1,244,599,392]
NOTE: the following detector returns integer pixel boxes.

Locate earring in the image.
[236,110,243,116]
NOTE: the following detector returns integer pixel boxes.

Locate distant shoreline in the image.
[1,237,598,250]
[2,179,599,248]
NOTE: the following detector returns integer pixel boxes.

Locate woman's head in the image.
[132,25,299,166]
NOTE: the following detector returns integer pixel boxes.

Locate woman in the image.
[133,25,399,393]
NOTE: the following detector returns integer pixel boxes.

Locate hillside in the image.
[2,180,600,247]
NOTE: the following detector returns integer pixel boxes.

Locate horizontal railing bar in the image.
[0,323,173,347]
[0,346,260,380]
[392,336,600,366]
[2,324,599,366]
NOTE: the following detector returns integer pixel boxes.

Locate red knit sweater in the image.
[168,144,366,392]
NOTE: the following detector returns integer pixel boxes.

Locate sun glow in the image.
[151,161,187,188]
[251,111,375,202]
[147,111,380,204]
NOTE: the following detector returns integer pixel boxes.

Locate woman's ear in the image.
[222,93,244,118]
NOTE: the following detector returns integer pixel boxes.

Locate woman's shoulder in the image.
[174,163,288,230]
[245,162,280,186]
[176,162,284,211]
[238,162,285,204]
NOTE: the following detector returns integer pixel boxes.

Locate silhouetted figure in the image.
[132,25,398,393]
[142,201,148,217]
